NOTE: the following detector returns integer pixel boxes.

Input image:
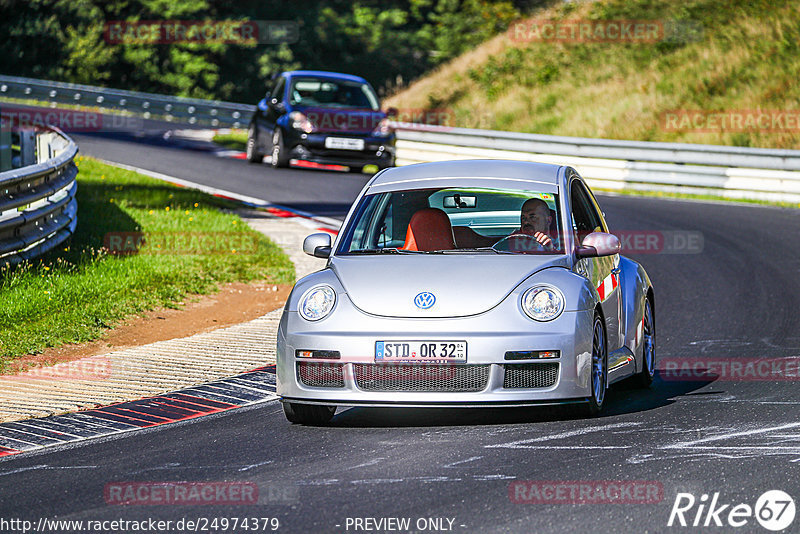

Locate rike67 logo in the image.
[668,490,795,531]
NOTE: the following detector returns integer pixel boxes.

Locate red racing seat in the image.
[402,208,456,251]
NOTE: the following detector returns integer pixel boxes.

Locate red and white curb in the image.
[214,150,353,173]
[595,271,618,301]
[213,149,248,160]
[0,366,277,459]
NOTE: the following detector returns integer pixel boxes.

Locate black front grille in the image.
[353,364,489,392]
[503,363,559,389]
[297,362,345,388]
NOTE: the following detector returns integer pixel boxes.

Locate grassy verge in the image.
[213,130,248,152]
[0,157,294,369]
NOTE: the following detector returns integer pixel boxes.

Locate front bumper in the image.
[279,398,588,408]
[276,295,595,406]
[286,131,396,169]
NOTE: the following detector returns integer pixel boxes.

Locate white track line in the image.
[485,422,641,449]
[662,422,800,449]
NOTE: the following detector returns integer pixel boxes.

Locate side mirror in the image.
[385,107,398,118]
[303,233,332,258]
[576,232,620,258]
[270,98,285,114]
[257,98,268,112]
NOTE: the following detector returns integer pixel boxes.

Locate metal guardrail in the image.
[392,124,800,203]
[3,74,799,203]
[0,74,253,128]
[0,127,78,267]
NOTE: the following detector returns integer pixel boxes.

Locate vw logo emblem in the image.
[414,292,436,309]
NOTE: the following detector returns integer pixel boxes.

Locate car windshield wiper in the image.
[434,247,514,254]
[348,248,423,254]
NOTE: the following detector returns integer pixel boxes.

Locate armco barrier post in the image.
[36,131,54,163]
[0,101,10,171]
[0,127,10,171]
[19,130,35,166]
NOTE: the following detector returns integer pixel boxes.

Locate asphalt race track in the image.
[71,128,372,219]
[2,127,800,533]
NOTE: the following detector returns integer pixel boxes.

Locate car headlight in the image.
[521,285,564,321]
[299,285,336,321]
[290,111,315,133]
[371,117,392,137]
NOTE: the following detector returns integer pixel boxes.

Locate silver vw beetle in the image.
[277,160,655,424]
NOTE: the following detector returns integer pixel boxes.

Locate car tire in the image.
[573,313,608,417]
[246,125,263,163]
[633,298,656,388]
[271,129,290,168]
[283,402,336,425]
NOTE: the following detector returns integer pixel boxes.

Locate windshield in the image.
[289,77,380,110]
[338,187,563,255]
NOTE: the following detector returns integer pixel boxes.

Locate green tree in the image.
[0,0,523,102]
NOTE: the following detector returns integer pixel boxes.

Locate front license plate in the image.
[375,341,467,363]
[325,137,365,150]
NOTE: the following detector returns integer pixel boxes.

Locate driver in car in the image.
[509,198,555,251]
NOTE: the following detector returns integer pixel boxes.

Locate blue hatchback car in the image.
[246,70,396,171]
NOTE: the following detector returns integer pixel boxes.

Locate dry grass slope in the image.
[386,0,800,149]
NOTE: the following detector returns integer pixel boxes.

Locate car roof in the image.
[367,160,564,192]
[282,70,368,84]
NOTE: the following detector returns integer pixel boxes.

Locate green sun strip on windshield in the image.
[431,188,557,211]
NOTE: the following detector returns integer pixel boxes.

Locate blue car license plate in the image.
[375,341,467,363]
[325,137,365,150]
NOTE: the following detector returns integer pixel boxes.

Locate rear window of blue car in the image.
[337,187,564,255]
